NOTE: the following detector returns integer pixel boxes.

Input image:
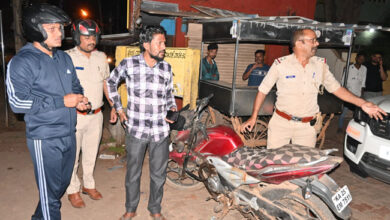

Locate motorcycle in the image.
[167,94,352,220]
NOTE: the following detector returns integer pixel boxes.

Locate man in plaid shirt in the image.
[106,26,176,220]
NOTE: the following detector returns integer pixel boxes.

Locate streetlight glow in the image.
[80,9,88,18]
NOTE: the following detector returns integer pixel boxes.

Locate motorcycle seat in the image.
[222,144,327,171]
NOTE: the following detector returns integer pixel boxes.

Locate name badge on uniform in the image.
[75,66,84,70]
[286,75,296,79]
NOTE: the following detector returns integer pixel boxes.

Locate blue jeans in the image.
[338,107,351,129]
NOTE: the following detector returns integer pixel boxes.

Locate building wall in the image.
[152,0,317,64]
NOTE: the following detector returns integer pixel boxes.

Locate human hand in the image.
[240,117,257,133]
[64,94,84,108]
[109,107,118,123]
[165,108,177,124]
[76,97,90,111]
[361,101,387,120]
[117,109,128,123]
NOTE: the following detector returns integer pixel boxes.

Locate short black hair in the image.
[356,52,365,58]
[139,25,166,52]
[255,50,265,56]
[372,51,383,57]
[290,28,313,48]
[207,43,218,50]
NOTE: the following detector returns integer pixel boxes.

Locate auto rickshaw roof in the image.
[195,16,389,47]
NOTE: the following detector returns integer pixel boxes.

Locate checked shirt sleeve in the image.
[106,59,128,111]
[166,65,177,110]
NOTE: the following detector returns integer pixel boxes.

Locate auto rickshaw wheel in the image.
[232,117,268,148]
[201,106,232,127]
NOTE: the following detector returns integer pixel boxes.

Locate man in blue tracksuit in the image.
[6,4,89,220]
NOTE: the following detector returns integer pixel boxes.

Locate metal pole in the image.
[199,41,204,81]
[230,20,240,115]
[343,32,354,88]
[0,10,8,127]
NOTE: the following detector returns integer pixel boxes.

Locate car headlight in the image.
[353,108,370,126]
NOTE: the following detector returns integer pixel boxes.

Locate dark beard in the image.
[150,51,165,62]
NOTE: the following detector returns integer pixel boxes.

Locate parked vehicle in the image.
[167,94,352,220]
[344,95,390,184]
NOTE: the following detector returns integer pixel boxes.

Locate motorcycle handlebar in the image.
[195,94,214,115]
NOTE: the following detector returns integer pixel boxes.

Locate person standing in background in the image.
[338,53,367,132]
[363,52,387,99]
[242,49,270,86]
[201,43,219,81]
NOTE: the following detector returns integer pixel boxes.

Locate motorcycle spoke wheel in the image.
[166,159,204,190]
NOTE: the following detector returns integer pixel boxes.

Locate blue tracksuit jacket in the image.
[6,43,83,139]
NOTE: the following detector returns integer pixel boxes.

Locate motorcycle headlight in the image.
[353,108,370,125]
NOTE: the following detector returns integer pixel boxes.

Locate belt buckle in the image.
[291,116,301,122]
[86,109,93,115]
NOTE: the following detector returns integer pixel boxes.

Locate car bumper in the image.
[344,120,390,183]
[357,152,390,183]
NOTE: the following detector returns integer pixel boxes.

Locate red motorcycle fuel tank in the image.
[196,125,243,156]
[174,125,243,157]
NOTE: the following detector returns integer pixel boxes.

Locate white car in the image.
[344,95,390,184]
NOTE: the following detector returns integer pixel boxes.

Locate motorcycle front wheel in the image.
[165,159,204,190]
[273,191,336,220]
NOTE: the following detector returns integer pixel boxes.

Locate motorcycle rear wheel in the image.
[165,159,204,190]
[274,191,336,220]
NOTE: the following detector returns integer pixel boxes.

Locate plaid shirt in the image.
[107,53,176,141]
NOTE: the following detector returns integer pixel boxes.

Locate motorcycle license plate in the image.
[332,185,352,212]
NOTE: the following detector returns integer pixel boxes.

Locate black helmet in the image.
[22,4,70,42]
[72,19,101,45]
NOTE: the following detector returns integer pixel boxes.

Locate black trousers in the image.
[125,134,169,214]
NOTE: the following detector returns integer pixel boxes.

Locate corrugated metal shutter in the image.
[187,23,265,86]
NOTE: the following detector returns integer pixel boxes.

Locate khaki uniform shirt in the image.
[66,47,110,110]
[258,54,341,117]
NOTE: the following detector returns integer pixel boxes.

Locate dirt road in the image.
[1,117,390,220]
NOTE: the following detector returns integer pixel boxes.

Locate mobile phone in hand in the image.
[166,110,179,122]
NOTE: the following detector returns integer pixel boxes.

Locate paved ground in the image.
[1,114,390,220]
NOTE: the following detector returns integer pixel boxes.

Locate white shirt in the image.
[342,64,367,97]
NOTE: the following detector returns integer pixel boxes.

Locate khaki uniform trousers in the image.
[67,111,103,194]
[267,113,316,149]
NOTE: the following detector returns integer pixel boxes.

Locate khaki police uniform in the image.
[258,54,340,149]
[66,47,110,194]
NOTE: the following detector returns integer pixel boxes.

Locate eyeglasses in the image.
[300,38,318,44]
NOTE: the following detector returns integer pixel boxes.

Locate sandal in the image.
[119,212,136,220]
[150,213,166,220]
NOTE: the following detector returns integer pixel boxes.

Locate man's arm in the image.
[166,67,177,111]
[240,91,267,132]
[333,87,386,120]
[379,59,387,81]
[242,64,254,80]
[6,57,85,114]
[240,62,278,132]
[106,59,127,122]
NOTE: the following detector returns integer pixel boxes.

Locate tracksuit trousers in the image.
[27,135,76,220]
[125,134,170,214]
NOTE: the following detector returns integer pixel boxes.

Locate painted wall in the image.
[154,0,317,64]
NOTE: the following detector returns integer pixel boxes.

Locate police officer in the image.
[66,19,113,208]
[6,4,89,219]
[241,28,386,149]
